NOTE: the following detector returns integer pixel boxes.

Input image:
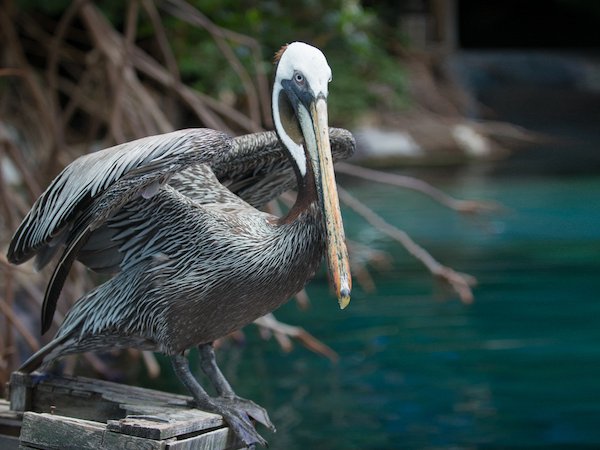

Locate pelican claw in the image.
[204,396,272,448]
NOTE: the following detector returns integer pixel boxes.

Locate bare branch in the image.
[254,314,338,362]
[336,162,500,215]
[161,0,262,126]
[140,0,181,118]
[0,267,40,353]
[338,186,476,303]
[45,0,84,160]
[141,350,161,379]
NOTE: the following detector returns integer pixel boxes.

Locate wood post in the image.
[2,372,244,449]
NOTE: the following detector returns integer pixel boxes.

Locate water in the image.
[148,171,600,449]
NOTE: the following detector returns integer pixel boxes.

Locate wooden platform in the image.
[2,372,244,449]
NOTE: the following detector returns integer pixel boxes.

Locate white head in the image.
[272,42,332,177]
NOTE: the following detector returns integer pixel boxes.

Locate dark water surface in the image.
[150,171,600,449]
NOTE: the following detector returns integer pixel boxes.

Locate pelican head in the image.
[272,42,351,309]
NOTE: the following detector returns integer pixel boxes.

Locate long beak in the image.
[310,97,352,308]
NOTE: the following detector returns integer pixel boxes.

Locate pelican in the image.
[7,42,353,447]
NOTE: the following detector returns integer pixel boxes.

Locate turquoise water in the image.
[151,172,600,449]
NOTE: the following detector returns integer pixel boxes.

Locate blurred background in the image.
[1,0,600,448]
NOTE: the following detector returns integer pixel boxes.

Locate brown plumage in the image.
[8,42,353,448]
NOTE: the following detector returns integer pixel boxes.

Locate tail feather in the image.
[19,333,72,373]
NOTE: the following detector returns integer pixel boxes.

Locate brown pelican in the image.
[7,42,353,447]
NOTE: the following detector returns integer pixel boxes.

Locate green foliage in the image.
[168,0,407,125]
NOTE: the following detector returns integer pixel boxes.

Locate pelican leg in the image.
[170,354,268,448]
[198,343,234,396]
[198,343,275,432]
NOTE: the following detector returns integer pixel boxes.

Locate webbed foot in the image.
[214,395,275,433]
[189,396,272,448]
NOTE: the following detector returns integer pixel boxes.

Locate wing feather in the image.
[172,127,355,207]
[7,128,230,267]
[37,138,229,334]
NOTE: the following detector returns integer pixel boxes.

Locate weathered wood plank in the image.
[8,372,193,422]
[8,372,33,412]
[166,428,233,450]
[102,425,177,450]
[19,412,243,450]
[19,412,176,450]
[20,412,106,450]
[7,373,244,450]
[107,407,224,440]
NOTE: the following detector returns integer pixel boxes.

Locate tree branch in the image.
[338,186,476,303]
[336,162,500,215]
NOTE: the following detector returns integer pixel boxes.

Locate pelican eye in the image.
[294,72,305,86]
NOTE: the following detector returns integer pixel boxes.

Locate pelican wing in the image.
[7,129,230,334]
[173,127,355,208]
[77,164,246,274]
[7,128,230,268]
[78,127,355,275]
